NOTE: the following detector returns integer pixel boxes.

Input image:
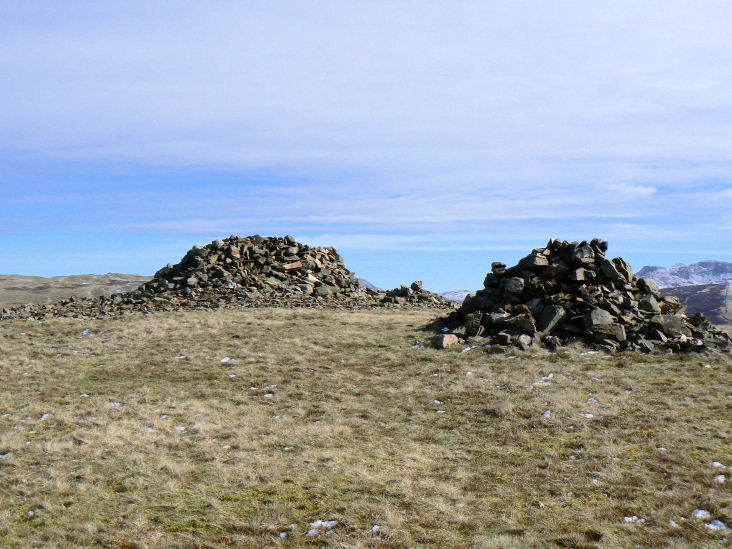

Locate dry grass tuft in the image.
[0,308,730,548]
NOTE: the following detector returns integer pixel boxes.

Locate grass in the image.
[0,308,729,548]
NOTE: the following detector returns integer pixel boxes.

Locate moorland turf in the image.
[0,309,729,548]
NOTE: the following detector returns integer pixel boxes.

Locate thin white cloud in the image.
[608,184,657,196]
[1,1,731,278]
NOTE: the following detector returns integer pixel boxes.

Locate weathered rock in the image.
[537,305,565,334]
[516,334,533,350]
[573,244,595,264]
[583,308,614,329]
[637,277,660,297]
[590,323,626,342]
[463,312,483,336]
[430,334,459,349]
[638,294,661,313]
[598,258,621,280]
[518,253,548,270]
[503,277,525,297]
[612,257,634,282]
[491,262,506,275]
[650,315,687,337]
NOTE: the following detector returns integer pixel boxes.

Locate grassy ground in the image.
[0,308,729,548]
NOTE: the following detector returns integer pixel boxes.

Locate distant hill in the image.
[357,278,382,291]
[1,274,386,308]
[636,261,732,288]
[662,283,731,326]
[0,273,151,307]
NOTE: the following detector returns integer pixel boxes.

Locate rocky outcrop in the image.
[1,236,453,320]
[432,238,730,354]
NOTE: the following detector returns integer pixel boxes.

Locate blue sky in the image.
[1,1,731,291]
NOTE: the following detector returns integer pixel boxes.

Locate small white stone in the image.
[372,524,381,532]
[466,371,472,375]
[714,474,725,483]
[27,510,35,517]
[712,461,725,468]
[0,451,12,459]
[692,509,711,520]
[656,447,666,451]
[624,515,645,524]
[264,393,273,398]
[434,400,442,404]
[668,520,680,528]
[161,414,168,419]
[175,425,185,431]
[220,357,233,363]
[279,532,287,539]
[706,519,727,531]
[228,374,236,378]
[110,402,122,408]
[40,413,51,421]
[436,410,445,414]
[146,427,154,432]
[283,446,294,451]
[80,393,89,397]
[584,413,594,419]
[306,529,319,536]
[542,410,551,418]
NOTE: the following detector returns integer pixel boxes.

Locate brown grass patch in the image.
[0,308,729,548]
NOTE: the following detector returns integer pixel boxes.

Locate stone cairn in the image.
[431,238,730,353]
[1,235,451,320]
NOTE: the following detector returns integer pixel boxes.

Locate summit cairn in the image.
[432,238,730,353]
[1,235,452,319]
[149,234,361,299]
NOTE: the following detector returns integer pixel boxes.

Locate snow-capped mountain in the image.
[636,261,732,288]
[440,290,477,303]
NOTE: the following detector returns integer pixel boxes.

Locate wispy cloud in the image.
[608,184,656,196]
[1,2,731,280]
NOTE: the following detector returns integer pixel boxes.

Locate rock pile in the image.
[368,280,447,306]
[1,235,453,320]
[150,234,361,299]
[432,238,731,353]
